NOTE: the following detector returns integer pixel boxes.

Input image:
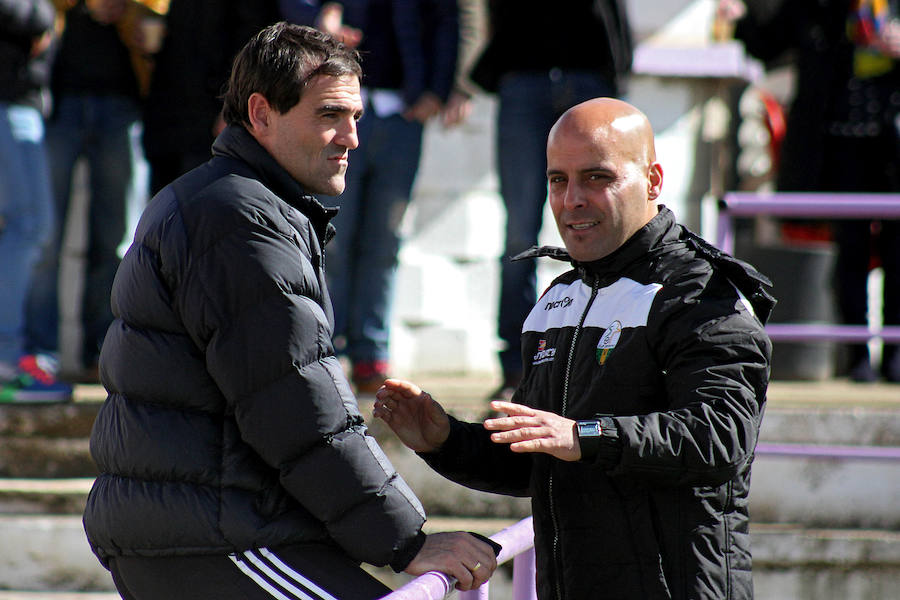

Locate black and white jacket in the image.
[423,207,774,599]
[84,125,426,570]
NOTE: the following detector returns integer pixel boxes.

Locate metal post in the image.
[513,548,538,600]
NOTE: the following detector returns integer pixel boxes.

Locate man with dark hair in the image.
[83,22,497,600]
[377,98,774,599]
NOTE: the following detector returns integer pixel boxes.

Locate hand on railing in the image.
[404,532,499,592]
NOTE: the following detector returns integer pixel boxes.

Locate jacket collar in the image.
[514,206,677,283]
[212,124,339,245]
[514,206,776,323]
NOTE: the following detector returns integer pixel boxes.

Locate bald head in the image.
[549,98,657,168]
[546,98,663,262]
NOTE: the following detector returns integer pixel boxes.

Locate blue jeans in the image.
[0,104,55,365]
[325,110,423,364]
[495,70,614,377]
[25,94,142,366]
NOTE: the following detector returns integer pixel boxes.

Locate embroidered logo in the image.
[596,321,622,365]
[532,339,557,365]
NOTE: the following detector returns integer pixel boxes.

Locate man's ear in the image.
[247,92,271,135]
[647,162,663,201]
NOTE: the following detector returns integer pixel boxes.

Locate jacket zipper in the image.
[549,276,600,600]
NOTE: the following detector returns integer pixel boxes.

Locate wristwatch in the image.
[575,417,619,459]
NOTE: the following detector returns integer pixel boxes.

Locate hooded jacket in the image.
[423,208,774,599]
[84,124,426,570]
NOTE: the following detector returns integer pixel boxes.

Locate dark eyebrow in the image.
[546,166,615,178]
[317,104,364,118]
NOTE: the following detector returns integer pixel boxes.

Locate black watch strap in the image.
[575,417,619,461]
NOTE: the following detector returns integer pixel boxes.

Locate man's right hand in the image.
[373,379,450,452]
[404,532,498,591]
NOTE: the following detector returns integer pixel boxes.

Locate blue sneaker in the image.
[0,354,73,404]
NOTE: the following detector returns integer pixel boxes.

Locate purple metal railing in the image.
[382,517,536,600]
[381,443,900,600]
[716,191,900,343]
[757,442,900,461]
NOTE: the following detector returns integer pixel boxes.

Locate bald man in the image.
[375,98,775,599]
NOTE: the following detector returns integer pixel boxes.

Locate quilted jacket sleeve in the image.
[176,181,425,568]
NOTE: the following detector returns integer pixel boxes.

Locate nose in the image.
[336,116,359,150]
[562,182,586,210]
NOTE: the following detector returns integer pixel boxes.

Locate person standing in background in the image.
[285,0,459,393]
[23,0,161,383]
[142,0,278,195]
[470,0,634,402]
[0,0,73,402]
[720,0,900,382]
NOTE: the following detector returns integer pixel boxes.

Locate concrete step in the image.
[0,514,897,596]
[0,515,113,592]
[0,478,92,515]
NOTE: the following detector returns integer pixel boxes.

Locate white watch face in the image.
[578,421,602,437]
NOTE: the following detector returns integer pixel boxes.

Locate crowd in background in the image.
[1,0,898,406]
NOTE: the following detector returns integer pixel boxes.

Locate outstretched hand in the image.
[485,401,581,462]
[405,531,498,591]
[374,379,450,453]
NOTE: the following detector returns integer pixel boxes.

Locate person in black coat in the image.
[84,22,497,599]
[376,98,773,599]
[722,0,900,382]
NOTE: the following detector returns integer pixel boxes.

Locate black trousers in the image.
[108,544,393,600]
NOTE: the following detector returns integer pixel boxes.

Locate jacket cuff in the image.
[416,415,465,468]
[580,436,623,467]
[390,529,427,573]
[578,416,623,467]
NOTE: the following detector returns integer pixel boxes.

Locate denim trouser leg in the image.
[495,71,614,377]
[325,124,364,348]
[82,97,137,363]
[0,104,54,365]
[326,112,423,364]
[25,94,139,364]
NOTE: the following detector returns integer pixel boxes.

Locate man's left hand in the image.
[485,401,581,461]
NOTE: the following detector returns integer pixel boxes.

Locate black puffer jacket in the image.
[84,125,426,570]
[423,208,774,599]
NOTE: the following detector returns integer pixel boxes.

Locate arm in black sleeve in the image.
[419,415,533,497]
[597,291,771,488]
